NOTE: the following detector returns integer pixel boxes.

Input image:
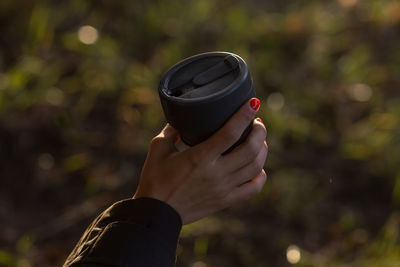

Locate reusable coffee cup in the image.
[158,51,256,154]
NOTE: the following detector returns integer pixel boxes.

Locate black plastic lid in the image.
[158,52,255,148]
[166,54,240,99]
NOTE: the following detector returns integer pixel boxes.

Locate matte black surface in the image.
[158,52,256,152]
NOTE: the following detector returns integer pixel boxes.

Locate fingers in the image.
[199,98,260,159]
[228,140,267,186]
[148,123,179,159]
[218,118,267,173]
[225,169,267,205]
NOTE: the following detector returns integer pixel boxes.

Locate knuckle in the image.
[222,127,240,144]
[248,159,264,179]
[247,138,261,158]
[185,148,211,171]
[241,109,253,122]
[251,159,263,174]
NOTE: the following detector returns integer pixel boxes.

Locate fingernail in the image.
[256,118,263,124]
[174,134,180,144]
[250,98,260,111]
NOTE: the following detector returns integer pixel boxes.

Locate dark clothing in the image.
[63,198,182,267]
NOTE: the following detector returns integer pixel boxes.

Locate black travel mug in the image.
[158,51,256,154]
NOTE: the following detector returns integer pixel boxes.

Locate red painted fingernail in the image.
[256,118,263,124]
[250,98,260,111]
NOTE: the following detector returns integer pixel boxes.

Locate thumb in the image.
[148,123,179,159]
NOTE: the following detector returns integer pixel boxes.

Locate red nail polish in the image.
[250,98,260,111]
[256,118,263,124]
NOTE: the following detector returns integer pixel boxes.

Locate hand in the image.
[133,98,268,224]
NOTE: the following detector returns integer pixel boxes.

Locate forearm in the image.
[63,198,182,267]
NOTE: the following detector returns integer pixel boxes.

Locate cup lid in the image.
[159,52,250,104]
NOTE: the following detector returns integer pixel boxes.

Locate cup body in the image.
[158,52,255,153]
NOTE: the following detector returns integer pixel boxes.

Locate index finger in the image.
[198,97,260,158]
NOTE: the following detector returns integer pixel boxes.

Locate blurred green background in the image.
[1,0,400,266]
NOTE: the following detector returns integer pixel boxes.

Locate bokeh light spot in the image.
[347,83,372,102]
[286,245,301,264]
[192,261,207,267]
[267,92,285,111]
[45,87,65,106]
[38,153,54,170]
[338,0,358,8]
[78,25,99,45]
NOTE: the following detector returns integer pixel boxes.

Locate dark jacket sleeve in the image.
[63,197,182,267]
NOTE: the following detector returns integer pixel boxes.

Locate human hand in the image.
[133,98,268,224]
